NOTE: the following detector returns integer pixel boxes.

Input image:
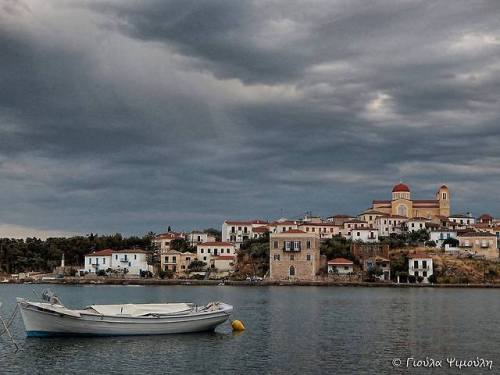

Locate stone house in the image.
[269,230,320,281]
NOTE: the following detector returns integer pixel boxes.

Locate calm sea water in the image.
[0,285,499,374]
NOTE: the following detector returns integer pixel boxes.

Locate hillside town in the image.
[4,183,500,285]
[74,183,500,285]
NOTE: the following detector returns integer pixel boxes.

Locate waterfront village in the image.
[6,183,500,285]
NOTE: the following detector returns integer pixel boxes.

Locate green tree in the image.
[204,228,222,241]
[170,239,196,253]
[320,236,352,260]
[427,274,437,283]
[188,260,207,272]
[442,238,459,248]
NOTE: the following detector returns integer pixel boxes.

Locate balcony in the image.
[283,247,301,252]
[120,258,129,263]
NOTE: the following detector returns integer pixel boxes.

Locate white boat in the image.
[17,293,233,337]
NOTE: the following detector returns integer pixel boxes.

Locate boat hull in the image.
[19,303,232,337]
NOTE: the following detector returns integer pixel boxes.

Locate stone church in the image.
[371,183,450,219]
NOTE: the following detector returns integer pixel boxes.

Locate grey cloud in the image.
[1,0,500,236]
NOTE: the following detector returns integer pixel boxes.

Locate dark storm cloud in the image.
[1,0,500,236]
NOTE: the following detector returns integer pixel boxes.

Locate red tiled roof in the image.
[392,183,410,192]
[328,258,353,265]
[253,226,269,232]
[156,232,183,239]
[283,229,306,234]
[300,223,341,227]
[270,220,297,225]
[377,214,407,219]
[225,219,268,225]
[407,253,433,259]
[459,231,495,238]
[478,214,493,220]
[113,249,148,254]
[198,242,234,247]
[360,209,387,215]
[85,249,113,257]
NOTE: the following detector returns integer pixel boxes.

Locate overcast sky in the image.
[1,0,499,238]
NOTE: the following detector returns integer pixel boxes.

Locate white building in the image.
[196,241,236,265]
[84,249,151,276]
[269,220,299,234]
[152,232,185,252]
[430,229,458,247]
[84,249,113,274]
[350,228,379,243]
[375,215,407,237]
[357,209,386,228]
[449,214,475,227]
[185,231,216,246]
[327,258,354,275]
[405,217,430,232]
[408,253,433,283]
[222,220,268,248]
[298,222,342,239]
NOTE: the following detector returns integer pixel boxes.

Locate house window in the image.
[344,266,348,270]
[422,260,427,269]
[88,258,91,265]
[289,265,295,276]
[181,265,185,269]
[173,256,177,262]
[203,256,207,261]
[285,241,291,251]
[201,249,204,254]
[128,262,131,267]
[134,254,137,260]
[231,226,235,233]
[293,241,301,251]
[274,241,278,249]
[414,260,418,268]
[186,257,190,261]
[423,271,427,277]
[306,241,311,249]
[307,254,311,261]
[274,254,280,261]
[103,258,106,264]
[115,255,118,260]
[357,232,360,237]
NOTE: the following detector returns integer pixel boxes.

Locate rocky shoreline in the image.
[2,278,500,288]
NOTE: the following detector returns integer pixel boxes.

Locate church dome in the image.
[392,183,410,192]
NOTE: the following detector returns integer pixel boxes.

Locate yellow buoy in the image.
[231,319,245,332]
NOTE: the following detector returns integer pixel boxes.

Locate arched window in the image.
[289,265,295,276]
[397,205,408,217]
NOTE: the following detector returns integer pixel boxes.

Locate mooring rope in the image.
[0,303,19,336]
[0,303,19,351]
